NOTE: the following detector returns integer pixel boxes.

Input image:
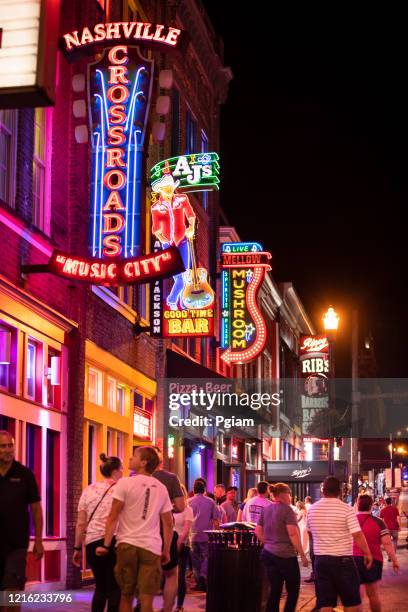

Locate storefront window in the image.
[117,432,124,462]
[117,386,125,416]
[46,430,60,536]
[46,348,61,409]
[88,368,102,405]
[107,377,116,411]
[0,109,17,207]
[87,424,96,485]
[26,340,42,402]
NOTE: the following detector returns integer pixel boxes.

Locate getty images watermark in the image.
[164,380,282,429]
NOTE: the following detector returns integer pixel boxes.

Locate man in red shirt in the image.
[380,497,400,555]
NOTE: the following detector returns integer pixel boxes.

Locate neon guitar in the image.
[182,236,214,309]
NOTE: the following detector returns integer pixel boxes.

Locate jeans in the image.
[86,538,121,612]
[260,550,300,612]
[191,541,209,581]
[165,239,190,307]
[177,544,190,606]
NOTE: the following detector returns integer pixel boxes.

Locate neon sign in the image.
[299,335,330,434]
[150,153,220,193]
[220,242,271,364]
[36,247,183,285]
[149,157,217,337]
[62,22,182,54]
[134,408,152,439]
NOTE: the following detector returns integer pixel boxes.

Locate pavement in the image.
[20,530,408,611]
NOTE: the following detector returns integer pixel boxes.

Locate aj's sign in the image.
[150,153,219,193]
[299,335,330,433]
[149,156,217,337]
[220,242,271,364]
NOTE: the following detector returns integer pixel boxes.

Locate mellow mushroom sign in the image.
[22,19,185,285]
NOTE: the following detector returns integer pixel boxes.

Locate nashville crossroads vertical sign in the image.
[220,242,271,364]
[22,23,185,285]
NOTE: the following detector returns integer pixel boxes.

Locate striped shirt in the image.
[306,497,361,556]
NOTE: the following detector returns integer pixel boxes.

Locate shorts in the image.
[162,531,179,571]
[114,543,161,596]
[315,555,361,609]
[0,549,27,590]
[354,557,383,584]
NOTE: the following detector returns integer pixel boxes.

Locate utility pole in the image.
[351,309,359,502]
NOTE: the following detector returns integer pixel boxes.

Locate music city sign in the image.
[220,242,272,364]
[23,22,184,285]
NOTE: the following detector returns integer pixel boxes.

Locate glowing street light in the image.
[323,306,340,336]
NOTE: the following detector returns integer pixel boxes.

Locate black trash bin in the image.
[205,522,264,612]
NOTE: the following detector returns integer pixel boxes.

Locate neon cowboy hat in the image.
[151,173,180,192]
[151,160,180,192]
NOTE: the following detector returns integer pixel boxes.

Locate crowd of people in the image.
[0,429,404,612]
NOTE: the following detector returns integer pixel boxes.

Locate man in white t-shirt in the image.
[96,446,173,612]
[307,476,372,611]
[242,481,272,523]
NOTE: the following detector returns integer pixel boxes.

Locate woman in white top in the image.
[73,453,123,612]
[296,500,309,554]
[174,484,194,612]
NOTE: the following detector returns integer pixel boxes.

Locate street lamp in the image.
[323,306,339,476]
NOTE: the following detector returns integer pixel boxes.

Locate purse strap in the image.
[87,482,115,528]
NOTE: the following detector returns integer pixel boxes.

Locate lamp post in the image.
[323,307,339,477]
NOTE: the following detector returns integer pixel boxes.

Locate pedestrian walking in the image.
[73,453,123,612]
[304,496,312,512]
[380,497,400,556]
[255,482,308,612]
[152,446,185,612]
[242,481,272,523]
[96,446,174,612]
[188,478,219,592]
[296,500,309,554]
[174,484,194,612]
[353,494,399,612]
[220,486,239,522]
[213,483,226,505]
[0,431,44,602]
[237,487,257,522]
[307,476,373,612]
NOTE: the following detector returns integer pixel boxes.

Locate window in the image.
[117,386,125,416]
[117,432,124,461]
[88,368,103,405]
[0,110,17,207]
[107,377,116,411]
[33,108,50,234]
[46,430,60,536]
[46,348,61,409]
[171,89,180,156]
[0,326,12,391]
[26,339,42,402]
[185,108,197,154]
[137,284,148,321]
[106,429,113,455]
[87,424,96,485]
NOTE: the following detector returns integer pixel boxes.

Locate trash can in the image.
[205,522,264,612]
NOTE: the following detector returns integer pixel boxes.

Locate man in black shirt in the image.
[0,430,43,597]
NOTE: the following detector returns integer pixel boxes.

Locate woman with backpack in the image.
[73,453,123,612]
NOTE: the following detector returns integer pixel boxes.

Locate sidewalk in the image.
[21,533,408,611]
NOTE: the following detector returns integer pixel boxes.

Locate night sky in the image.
[203,5,408,377]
